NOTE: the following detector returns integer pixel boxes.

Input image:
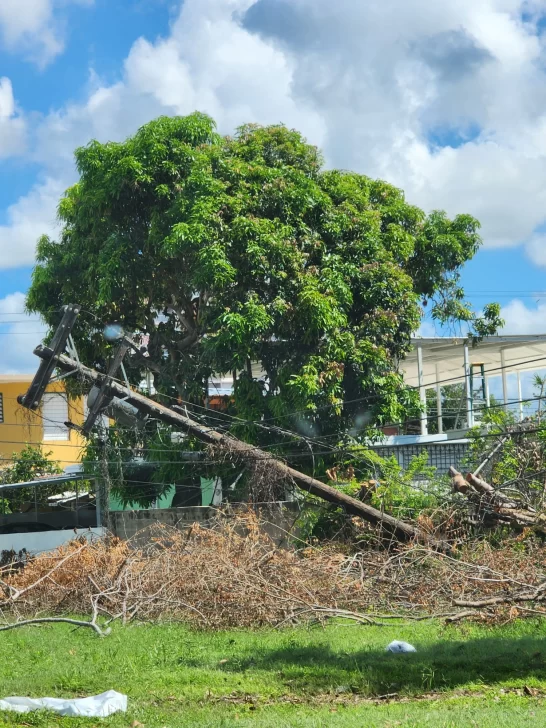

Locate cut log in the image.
[465,472,518,508]
[449,466,473,495]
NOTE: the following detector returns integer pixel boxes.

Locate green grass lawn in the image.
[0,619,545,726]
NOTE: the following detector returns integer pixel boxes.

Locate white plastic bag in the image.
[0,690,127,717]
[385,640,417,653]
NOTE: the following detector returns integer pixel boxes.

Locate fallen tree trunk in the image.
[450,467,472,495]
[32,345,451,553]
[449,467,546,532]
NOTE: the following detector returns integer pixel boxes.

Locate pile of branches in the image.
[343,537,546,623]
[449,466,546,533]
[448,422,546,536]
[0,512,360,630]
[1,510,546,634]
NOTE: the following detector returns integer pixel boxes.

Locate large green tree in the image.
[27,112,500,447]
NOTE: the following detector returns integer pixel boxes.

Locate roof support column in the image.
[464,343,473,428]
[500,348,509,414]
[485,376,491,408]
[435,362,443,434]
[517,370,523,422]
[417,343,428,436]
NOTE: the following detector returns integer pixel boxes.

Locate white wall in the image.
[0,528,106,555]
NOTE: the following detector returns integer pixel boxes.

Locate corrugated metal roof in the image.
[403,335,546,388]
[0,473,93,493]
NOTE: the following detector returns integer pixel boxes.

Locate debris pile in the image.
[1,510,545,631]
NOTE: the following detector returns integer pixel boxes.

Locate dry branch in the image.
[0,541,89,604]
[0,616,110,637]
[454,581,546,609]
[1,511,542,630]
[0,547,111,636]
[276,606,385,627]
[449,467,546,533]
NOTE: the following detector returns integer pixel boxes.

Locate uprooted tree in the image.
[26,112,501,500]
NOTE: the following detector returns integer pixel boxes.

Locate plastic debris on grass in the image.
[385,640,417,653]
[0,690,127,717]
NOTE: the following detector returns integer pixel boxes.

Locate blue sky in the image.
[1,0,546,374]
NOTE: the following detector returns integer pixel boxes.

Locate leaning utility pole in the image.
[19,328,451,553]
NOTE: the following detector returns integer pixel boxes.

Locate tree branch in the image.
[0,616,111,637]
[170,294,196,334]
[0,542,89,604]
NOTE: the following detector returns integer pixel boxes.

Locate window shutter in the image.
[42,393,69,441]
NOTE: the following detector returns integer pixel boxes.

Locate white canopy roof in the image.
[402,335,546,389]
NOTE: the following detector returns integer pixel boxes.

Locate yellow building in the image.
[0,375,87,469]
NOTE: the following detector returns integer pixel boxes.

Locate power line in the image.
[68,347,546,434]
[10,314,546,454]
[5,385,546,455]
[0,426,544,465]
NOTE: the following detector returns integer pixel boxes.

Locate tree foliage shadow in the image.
[211,634,546,695]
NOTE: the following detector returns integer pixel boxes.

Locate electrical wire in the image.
[3,309,533,490]
[77,344,546,431]
[9,310,546,459]
[6,384,546,462]
[6,308,546,419]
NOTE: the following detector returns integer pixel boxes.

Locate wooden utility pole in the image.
[25,344,451,553]
[17,304,80,409]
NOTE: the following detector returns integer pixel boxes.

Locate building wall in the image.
[0,527,105,556]
[110,502,303,548]
[0,380,86,468]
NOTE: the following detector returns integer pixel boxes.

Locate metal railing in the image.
[372,441,470,477]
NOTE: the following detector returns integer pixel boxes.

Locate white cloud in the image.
[0,0,93,67]
[33,1,325,170]
[499,298,546,334]
[6,0,546,267]
[0,292,46,373]
[1,0,325,269]
[238,0,546,252]
[524,233,546,267]
[0,177,64,269]
[0,77,26,158]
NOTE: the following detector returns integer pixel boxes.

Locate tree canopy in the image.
[27,112,500,446]
[0,445,62,513]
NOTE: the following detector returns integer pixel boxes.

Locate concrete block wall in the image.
[109,501,305,548]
